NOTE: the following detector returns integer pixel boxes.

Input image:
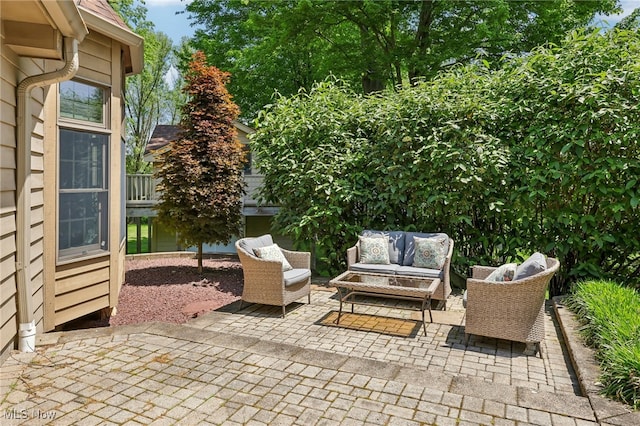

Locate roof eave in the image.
[78,6,144,75]
[234,120,255,135]
[41,0,89,42]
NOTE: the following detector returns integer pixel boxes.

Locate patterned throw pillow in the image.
[412,236,448,269]
[253,244,293,271]
[485,263,517,282]
[362,230,405,265]
[359,236,390,264]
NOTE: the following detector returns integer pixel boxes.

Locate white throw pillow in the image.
[253,244,293,271]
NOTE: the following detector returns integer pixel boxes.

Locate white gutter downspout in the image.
[16,37,79,352]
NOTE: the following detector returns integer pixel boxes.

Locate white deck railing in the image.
[126,174,157,205]
[126,174,272,207]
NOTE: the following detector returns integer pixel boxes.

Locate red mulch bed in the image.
[59,255,243,330]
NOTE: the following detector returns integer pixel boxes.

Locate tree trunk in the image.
[409,0,435,84]
[362,74,385,94]
[359,25,385,94]
[197,242,203,274]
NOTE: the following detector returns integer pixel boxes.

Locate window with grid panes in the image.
[58,80,110,260]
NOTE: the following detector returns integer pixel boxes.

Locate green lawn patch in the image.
[566,280,640,409]
[127,223,149,253]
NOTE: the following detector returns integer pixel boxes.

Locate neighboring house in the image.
[0,0,143,361]
[126,123,288,253]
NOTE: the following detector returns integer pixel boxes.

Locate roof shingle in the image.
[76,0,131,32]
[146,125,184,154]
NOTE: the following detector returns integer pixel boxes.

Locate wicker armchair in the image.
[464,257,559,355]
[235,235,311,317]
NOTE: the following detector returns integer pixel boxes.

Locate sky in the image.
[145,0,197,43]
[594,0,639,27]
[144,0,640,44]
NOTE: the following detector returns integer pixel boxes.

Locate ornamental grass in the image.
[566,280,640,409]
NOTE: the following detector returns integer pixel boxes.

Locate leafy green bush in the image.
[566,281,640,409]
[252,28,640,293]
[496,29,640,293]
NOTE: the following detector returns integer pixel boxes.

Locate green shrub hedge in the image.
[566,281,640,409]
[252,28,640,294]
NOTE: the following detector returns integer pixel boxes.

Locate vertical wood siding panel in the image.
[109,39,120,307]
[28,60,47,334]
[0,42,18,359]
[42,79,56,331]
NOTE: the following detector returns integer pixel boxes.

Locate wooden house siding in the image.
[0,50,18,359]
[76,33,112,82]
[30,77,46,338]
[43,31,123,331]
[74,31,111,84]
[53,257,110,326]
[1,48,19,357]
[0,47,49,355]
[10,51,48,338]
[109,38,125,310]
[2,0,142,361]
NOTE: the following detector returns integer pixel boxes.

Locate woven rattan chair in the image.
[464,257,559,355]
[235,236,311,317]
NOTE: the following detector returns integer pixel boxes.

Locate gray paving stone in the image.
[341,357,402,380]
[493,418,517,426]
[440,391,463,409]
[451,375,518,405]
[458,408,495,425]
[483,399,506,417]
[506,404,528,422]
[600,411,640,426]
[1,291,630,426]
[551,412,579,426]
[517,387,595,421]
[461,395,484,413]
[528,408,553,425]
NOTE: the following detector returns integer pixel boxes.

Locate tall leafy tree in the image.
[155,52,246,273]
[109,0,183,173]
[125,29,174,173]
[186,0,620,120]
[163,37,193,125]
[616,7,640,29]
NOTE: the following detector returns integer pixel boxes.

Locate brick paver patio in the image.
[0,287,605,425]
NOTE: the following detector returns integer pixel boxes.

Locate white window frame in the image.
[57,79,112,262]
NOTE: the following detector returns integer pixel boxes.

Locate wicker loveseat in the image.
[346,230,454,307]
[235,235,311,317]
[464,254,560,355]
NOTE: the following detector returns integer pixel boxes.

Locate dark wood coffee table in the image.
[329,271,441,336]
